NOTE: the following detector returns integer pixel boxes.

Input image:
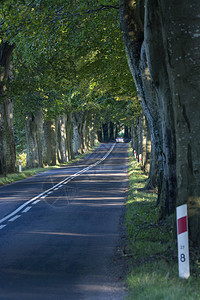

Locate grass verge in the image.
[126,145,200,300]
[0,143,100,187]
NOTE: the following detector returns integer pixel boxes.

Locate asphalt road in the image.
[0,143,129,300]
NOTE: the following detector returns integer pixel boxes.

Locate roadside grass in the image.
[126,146,200,300]
[0,143,100,187]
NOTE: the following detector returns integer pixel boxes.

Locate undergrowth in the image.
[126,145,200,300]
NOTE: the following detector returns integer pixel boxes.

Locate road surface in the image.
[0,143,129,300]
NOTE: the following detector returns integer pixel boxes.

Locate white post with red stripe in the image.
[176,204,190,279]
[19,160,22,173]
[134,150,136,159]
[139,154,142,163]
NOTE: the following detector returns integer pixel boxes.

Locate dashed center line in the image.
[8,215,21,222]
[0,143,116,230]
[0,225,6,230]
[22,206,32,213]
[32,199,41,205]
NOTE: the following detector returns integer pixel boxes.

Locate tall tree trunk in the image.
[97,127,103,143]
[145,0,177,216]
[142,115,147,167]
[137,114,143,162]
[119,0,174,217]
[124,125,129,139]
[109,121,114,141]
[144,119,151,174]
[43,119,57,166]
[120,0,200,244]
[82,117,87,151]
[0,42,16,175]
[115,122,120,139]
[89,115,97,147]
[131,122,138,156]
[145,136,157,189]
[102,123,109,142]
[0,99,16,175]
[72,112,85,154]
[66,113,74,160]
[56,115,68,163]
[158,0,200,244]
[25,110,43,168]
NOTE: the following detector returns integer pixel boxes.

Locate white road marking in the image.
[22,206,32,213]
[0,225,6,230]
[0,143,116,225]
[0,196,39,224]
[8,215,21,222]
[32,199,41,205]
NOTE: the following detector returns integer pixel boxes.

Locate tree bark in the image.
[119,0,164,200]
[66,113,74,160]
[131,121,138,156]
[142,115,147,167]
[137,114,143,162]
[144,119,151,174]
[89,115,97,147]
[124,125,129,139]
[109,121,114,141]
[25,110,43,168]
[0,42,16,175]
[145,0,177,215]
[43,119,57,166]
[115,122,120,139]
[56,114,68,163]
[120,0,200,244]
[158,0,200,244]
[102,123,109,142]
[119,0,176,217]
[145,136,157,189]
[97,127,103,143]
[72,112,85,154]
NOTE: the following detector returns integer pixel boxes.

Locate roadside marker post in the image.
[134,150,136,159]
[139,154,142,163]
[19,160,22,173]
[176,204,190,279]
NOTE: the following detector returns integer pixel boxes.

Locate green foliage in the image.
[126,153,173,257]
[2,0,139,122]
[1,0,141,165]
[127,262,200,300]
[126,144,200,300]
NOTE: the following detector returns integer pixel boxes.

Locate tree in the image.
[0,0,138,168]
[0,42,16,175]
[119,0,200,245]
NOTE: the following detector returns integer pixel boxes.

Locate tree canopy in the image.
[1,0,139,124]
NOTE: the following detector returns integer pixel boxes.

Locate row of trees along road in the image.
[0,0,137,170]
[0,1,199,246]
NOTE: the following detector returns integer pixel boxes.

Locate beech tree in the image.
[0,42,16,175]
[0,0,137,169]
[119,0,200,245]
